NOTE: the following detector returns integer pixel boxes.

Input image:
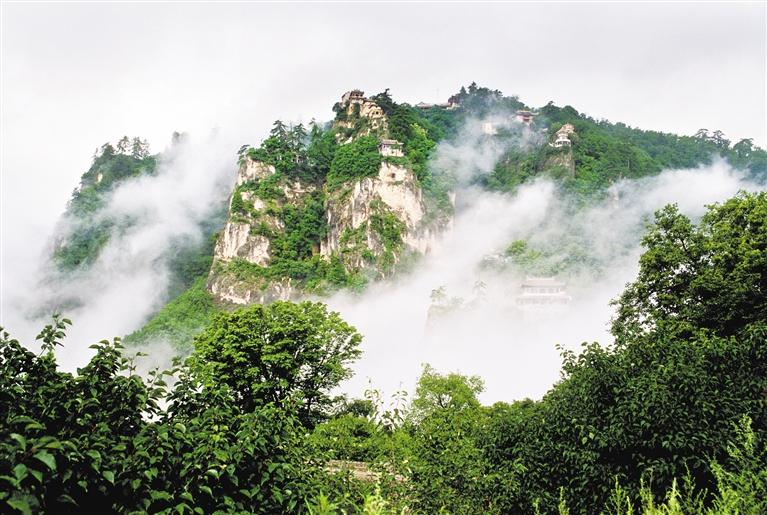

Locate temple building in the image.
[516,277,571,309]
[551,123,575,147]
[553,133,572,147]
[379,139,404,157]
[416,95,460,110]
[515,110,535,124]
[341,89,365,105]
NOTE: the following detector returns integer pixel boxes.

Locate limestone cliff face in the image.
[212,160,282,268]
[208,153,442,304]
[237,159,276,185]
[322,161,434,272]
[207,157,309,305]
[544,149,576,176]
[214,221,271,266]
[208,274,298,305]
[206,90,449,305]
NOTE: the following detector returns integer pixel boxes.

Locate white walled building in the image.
[516,277,571,309]
[379,139,404,157]
[551,123,575,147]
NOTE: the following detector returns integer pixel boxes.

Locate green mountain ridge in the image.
[45,84,767,349]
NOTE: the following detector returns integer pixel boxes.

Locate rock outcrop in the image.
[208,273,297,305]
[206,90,450,305]
[207,157,310,305]
[545,149,576,176]
[322,160,434,272]
[237,159,275,185]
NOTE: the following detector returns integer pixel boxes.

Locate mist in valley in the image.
[2,112,764,407]
[3,132,237,369]
[328,132,765,404]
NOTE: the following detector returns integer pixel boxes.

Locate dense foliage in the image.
[122,278,219,349]
[4,192,765,513]
[192,301,362,425]
[482,102,767,198]
[327,136,381,188]
[0,302,360,514]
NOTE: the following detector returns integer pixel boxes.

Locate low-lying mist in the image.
[4,132,237,369]
[3,111,764,407]
[328,160,765,405]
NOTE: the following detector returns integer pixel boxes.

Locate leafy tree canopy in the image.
[191,301,362,425]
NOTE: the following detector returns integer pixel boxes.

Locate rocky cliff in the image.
[544,148,576,176]
[322,159,435,273]
[207,157,317,305]
[206,90,447,305]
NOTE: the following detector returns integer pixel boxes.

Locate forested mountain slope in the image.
[41,84,767,349]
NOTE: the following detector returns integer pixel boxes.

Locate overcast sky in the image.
[1,1,765,322]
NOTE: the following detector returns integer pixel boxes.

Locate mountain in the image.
[40,84,767,348]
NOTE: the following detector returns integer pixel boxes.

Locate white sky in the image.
[1,1,766,324]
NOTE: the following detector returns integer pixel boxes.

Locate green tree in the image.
[410,364,483,421]
[612,192,767,342]
[407,366,523,513]
[192,301,362,424]
[327,135,381,188]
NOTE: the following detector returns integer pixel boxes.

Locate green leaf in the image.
[6,498,32,515]
[56,494,77,505]
[12,465,27,482]
[9,434,26,451]
[102,470,115,484]
[33,450,56,471]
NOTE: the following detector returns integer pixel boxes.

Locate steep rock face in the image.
[214,221,271,266]
[211,160,282,268]
[208,273,298,305]
[545,149,576,176]
[237,159,276,185]
[207,157,309,304]
[322,161,435,272]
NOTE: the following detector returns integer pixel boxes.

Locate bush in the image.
[327,136,382,188]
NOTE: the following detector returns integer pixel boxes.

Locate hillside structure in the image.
[515,110,535,124]
[341,89,365,105]
[552,123,575,147]
[415,95,460,110]
[379,139,404,157]
[516,277,571,309]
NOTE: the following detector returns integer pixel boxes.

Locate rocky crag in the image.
[207,90,445,305]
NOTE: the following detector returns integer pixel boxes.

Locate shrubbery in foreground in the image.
[1,192,766,513]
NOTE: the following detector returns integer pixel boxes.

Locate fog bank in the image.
[3,132,237,369]
[330,161,764,404]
